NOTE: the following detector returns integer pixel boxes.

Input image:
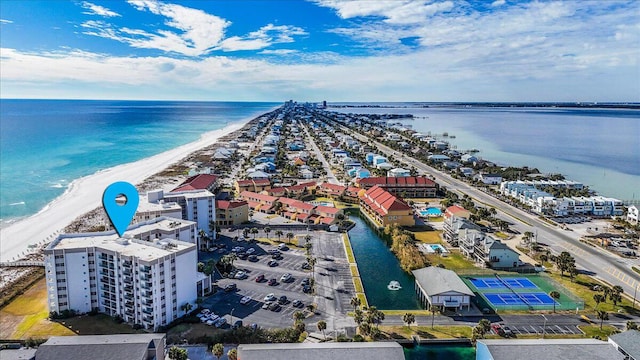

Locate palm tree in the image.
[180,302,192,315]
[227,348,238,360]
[168,346,188,360]
[304,234,312,245]
[212,343,224,360]
[403,313,416,329]
[596,310,609,330]
[626,321,638,330]
[304,242,313,256]
[242,228,250,239]
[264,226,272,239]
[593,294,605,309]
[286,232,295,245]
[250,227,259,240]
[353,309,364,325]
[350,296,361,311]
[293,311,306,324]
[549,291,560,313]
[275,230,283,242]
[317,320,327,340]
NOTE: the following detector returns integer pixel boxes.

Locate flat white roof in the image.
[137,198,181,213]
[48,233,194,261]
[128,217,195,234]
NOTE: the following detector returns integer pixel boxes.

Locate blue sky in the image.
[1,0,638,101]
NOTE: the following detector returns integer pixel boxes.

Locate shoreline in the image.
[0,111,266,262]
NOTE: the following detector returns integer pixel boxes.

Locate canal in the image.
[348,215,421,310]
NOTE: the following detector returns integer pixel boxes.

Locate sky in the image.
[1,0,638,102]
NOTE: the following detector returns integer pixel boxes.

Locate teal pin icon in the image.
[102,182,139,237]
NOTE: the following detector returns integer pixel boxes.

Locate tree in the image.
[350,296,361,311]
[353,309,364,325]
[523,231,534,243]
[317,320,327,340]
[197,262,205,272]
[227,348,238,360]
[168,346,188,360]
[626,321,638,330]
[242,228,250,239]
[610,292,622,306]
[180,302,192,315]
[293,311,306,324]
[264,226,272,239]
[596,310,609,330]
[304,241,313,256]
[477,319,491,337]
[275,230,283,242]
[403,313,416,329]
[593,294,605,309]
[555,251,575,277]
[250,227,259,240]
[286,232,295,245]
[212,343,224,360]
[549,291,560,313]
[198,229,208,249]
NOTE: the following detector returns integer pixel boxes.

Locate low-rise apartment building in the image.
[359,186,415,227]
[459,229,520,269]
[357,176,437,198]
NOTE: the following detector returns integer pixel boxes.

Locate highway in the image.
[321,114,640,299]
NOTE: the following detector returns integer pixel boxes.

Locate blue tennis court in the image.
[469,277,537,289]
[485,292,557,306]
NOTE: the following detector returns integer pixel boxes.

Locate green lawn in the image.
[548,273,639,314]
[353,277,365,293]
[578,325,619,339]
[343,234,356,263]
[426,251,477,270]
[381,325,472,339]
[412,230,443,244]
[57,314,145,336]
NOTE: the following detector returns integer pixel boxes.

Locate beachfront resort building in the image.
[412,267,474,311]
[163,189,216,237]
[359,186,415,227]
[44,232,205,330]
[357,176,437,198]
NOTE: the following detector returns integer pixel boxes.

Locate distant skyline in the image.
[1,0,638,102]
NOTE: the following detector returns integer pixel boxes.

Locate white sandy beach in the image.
[0,121,247,262]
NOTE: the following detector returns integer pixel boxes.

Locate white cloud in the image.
[81,2,120,17]
[313,0,453,24]
[0,19,13,24]
[259,49,299,55]
[216,24,307,52]
[491,0,506,7]
[81,0,231,56]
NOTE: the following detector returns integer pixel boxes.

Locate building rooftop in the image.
[358,176,436,187]
[216,200,248,210]
[47,231,195,262]
[412,267,474,296]
[237,342,404,360]
[165,189,214,199]
[136,197,181,214]
[36,334,164,360]
[478,339,624,360]
[128,216,195,234]
[172,174,218,192]
[609,329,640,359]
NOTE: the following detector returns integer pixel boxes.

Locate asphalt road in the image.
[326,116,640,298]
[301,119,342,185]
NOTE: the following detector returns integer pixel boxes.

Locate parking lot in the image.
[504,323,582,336]
[202,238,314,328]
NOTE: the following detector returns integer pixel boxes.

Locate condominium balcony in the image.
[124,294,133,300]
[140,274,151,281]
[142,308,153,315]
[143,315,153,322]
[140,266,151,273]
[124,285,133,292]
[123,276,133,284]
[142,299,153,306]
[141,284,151,290]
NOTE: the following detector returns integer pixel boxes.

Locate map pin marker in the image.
[102,182,139,237]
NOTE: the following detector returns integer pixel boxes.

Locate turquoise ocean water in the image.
[0,100,279,223]
[334,105,640,201]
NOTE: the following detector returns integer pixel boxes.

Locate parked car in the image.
[232,320,243,329]
[214,318,227,328]
[301,278,310,286]
[271,254,283,260]
[302,285,312,293]
[268,278,278,286]
[280,273,292,282]
[264,293,277,302]
[255,274,265,282]
[262,302,272,310]
[248,254,259,262]
[268,302,281,311]
[278,295,288,305]
[268,260,279,267]
[491,323,504,336]
[224,283,237,292]
[501,324,513,337]
[292,299,304,308]
[250,323,258,330]
[278,243,288,251]
[246,248,255,254]
[238,252,249,260]
[234,271,247,279]
[240,296,252,305]
[268,249,280,255]
[301,262,311,270]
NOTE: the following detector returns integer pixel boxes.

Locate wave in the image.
[50,183,65,188]
[9,201,25,206]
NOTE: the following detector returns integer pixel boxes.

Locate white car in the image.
[264,293,276,302]
[246,248,255,254]
[208,314,220,322]
[240,296,252,305]
[278,243,287,250]
[280,273,292,282]
[234,271,247,279]
[214,318,227,328]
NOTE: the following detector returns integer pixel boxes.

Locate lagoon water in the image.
[334,106,640,201]
[0,100,279,223]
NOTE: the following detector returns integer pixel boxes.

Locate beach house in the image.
[458,229,520,269]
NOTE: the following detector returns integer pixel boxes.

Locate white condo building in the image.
[162,190,216,238]
[135,190,182,223]
[127,216,197,245]
[44,232,202,330]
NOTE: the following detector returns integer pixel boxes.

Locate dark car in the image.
[255,274,265,282]
[278,295,288,304]
[271,254,283,260]
[238,252,249,260]
[224,283,237,292]
[301,278,310,286]
[248,254,259,262]
[268,249,280,255]
[302,285,312,293]
[268,302,281,311]
[268,278,278,286]
[301,262,311,270]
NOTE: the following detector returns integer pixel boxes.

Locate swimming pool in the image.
[419,207,442,217]
[424,244,448,254]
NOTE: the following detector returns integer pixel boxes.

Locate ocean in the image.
[0,100,279,224]
[333,105,640,201]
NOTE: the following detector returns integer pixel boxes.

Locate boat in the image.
[387,281,402,291]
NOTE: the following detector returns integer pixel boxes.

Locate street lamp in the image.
[230,308,235,324]
[541,314,548,339]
